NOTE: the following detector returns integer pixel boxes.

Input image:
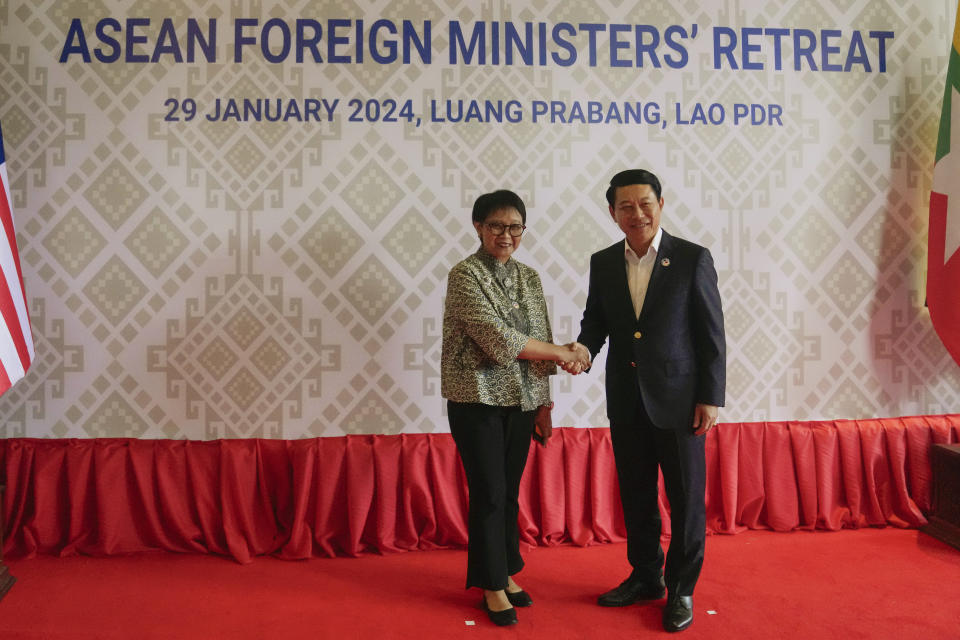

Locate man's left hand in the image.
[692,403,719,435]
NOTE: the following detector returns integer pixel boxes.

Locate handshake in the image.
[557,342,591,375]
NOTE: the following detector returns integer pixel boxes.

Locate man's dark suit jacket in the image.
[578,230,726,430]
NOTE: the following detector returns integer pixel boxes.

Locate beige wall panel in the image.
[0,1,955,438]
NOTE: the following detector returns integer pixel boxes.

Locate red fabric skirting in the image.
[2,416,958,563]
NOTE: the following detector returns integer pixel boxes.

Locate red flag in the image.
[0,121,34,393]
[929,9,960,368]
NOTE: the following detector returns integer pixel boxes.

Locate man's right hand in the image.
[560,342,591,374]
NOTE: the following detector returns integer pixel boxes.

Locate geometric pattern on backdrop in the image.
[1,0,959,438]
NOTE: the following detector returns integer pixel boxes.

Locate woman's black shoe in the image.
[481,598,518,626]
[506,590,533,607]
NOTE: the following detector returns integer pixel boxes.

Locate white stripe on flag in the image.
[0,158,33,389]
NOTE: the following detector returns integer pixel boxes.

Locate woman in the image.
[441,189,589,626]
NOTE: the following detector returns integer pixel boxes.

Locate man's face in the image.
[609,183,663,253]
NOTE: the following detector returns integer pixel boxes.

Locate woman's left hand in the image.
[533,405,553,445]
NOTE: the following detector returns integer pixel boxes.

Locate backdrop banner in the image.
[0,2,957,439]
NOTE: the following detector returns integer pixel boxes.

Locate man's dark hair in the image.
[471,189,527,224]
[605,169,662,206]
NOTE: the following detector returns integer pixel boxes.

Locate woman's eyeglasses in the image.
[484,222,526,237]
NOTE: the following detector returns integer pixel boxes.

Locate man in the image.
[573,169,725,632]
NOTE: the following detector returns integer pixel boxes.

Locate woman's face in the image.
[474,207,524,263]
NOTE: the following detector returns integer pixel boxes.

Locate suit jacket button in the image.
[633,331,642,339]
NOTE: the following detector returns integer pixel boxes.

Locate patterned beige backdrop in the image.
[0,0,957,439]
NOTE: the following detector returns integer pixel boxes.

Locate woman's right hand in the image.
[557,342,591,374]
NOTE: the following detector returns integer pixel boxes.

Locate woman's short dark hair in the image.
[471,189,527,224]
[605,169,662,206]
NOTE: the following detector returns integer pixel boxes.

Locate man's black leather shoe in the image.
[662,595,693,632]
[506,590,533,607]
[597,574,666,606]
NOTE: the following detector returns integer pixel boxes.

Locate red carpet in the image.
[1,528,957,639]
